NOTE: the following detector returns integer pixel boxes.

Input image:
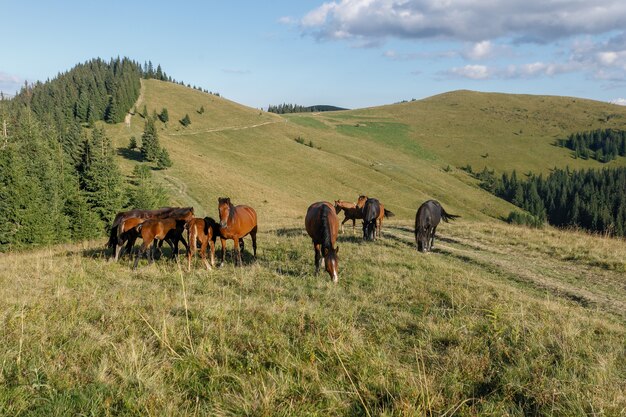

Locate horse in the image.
[217,197,258,266]
[361,197,381,241]
[333,200,363,235]
[133,218,187,269]
[357,195,394,237]
[305,202,339,282]
[107,207,194,261]
[415,200,459,253]
[186,217,220,271]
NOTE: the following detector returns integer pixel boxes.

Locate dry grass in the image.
[0,221,624,416]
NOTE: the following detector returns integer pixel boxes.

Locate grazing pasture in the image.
[0,222,624,415]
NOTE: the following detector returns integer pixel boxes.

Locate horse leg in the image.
[134,242,148,269]
[352,218,356,235]
[314,243,322,274]
[239,238,245,255]
[209,239,216,268]
[250,226,257,259]
[430,226,437,251]
[340,217,349,234]
[233,237,242,266]
[187,231,196,272]
[220,237,227,266]
[378,218,383,238]
[200,238,211,270]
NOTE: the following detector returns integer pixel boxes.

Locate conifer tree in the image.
[140,117,160,162]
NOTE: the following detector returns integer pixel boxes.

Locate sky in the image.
[2,0,626,109]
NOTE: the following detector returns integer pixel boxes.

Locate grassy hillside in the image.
[2,80,625,415]
[1,222,624,415]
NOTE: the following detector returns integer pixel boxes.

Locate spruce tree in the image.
[140,117,160,162]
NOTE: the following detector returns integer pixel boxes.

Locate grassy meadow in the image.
[1,221,625,416]
[2,80,626,415]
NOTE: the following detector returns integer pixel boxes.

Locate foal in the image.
[133,219,186,269]
[333,200,362,235]
[186,217,220,271]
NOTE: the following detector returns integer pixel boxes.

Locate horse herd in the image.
[106,196,458,282]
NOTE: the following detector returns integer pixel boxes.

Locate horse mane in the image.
[228,202,236,220]
[203,216,220,238]
[320,204,333,251]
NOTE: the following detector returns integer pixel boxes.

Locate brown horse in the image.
[305,202,339,282]
[356,195,395,237]
[333,200,363,235]
[217,197,257,266]
[186,217,220,271]
[133,218,187,269]
[108,207,194,261]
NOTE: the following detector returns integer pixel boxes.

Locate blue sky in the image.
[2,0,626,109]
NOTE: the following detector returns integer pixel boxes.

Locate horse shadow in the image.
[274,228,305,238]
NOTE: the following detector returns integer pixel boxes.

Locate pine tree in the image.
[180,114,191,127]
[129,136,137,149]
[129,164,168,209]
[140,117,160,162]
[159,107,169,123]
[156,147,173,169]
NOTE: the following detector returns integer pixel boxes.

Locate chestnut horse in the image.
[108,207,194,261]
[333,200,363,235]
[133,218,187,269]
[305,202,339,282]
[415,200,459,252]
[357,195,394,237]
[217,197,257,266]
[186,217,220,271]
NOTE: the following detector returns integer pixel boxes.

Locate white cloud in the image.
[298,0,626,43]
[447,65,492,80]
[610,98,626,105]
[463,41,493,60]
[278,16,296,25]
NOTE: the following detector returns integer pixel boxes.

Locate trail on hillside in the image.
[166,120,282,136]
[383,225,626,320]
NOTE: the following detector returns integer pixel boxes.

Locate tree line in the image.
[0,58,169,251]
[557,128,626,162]
[267,103,346,114]
[474,166,626,236]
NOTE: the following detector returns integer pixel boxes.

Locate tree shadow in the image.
[117,147,143,162]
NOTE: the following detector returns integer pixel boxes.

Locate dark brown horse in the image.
[305,202,339,282]
[217,197,257,266]
[186,217,220,271]
[107,207,194,261]
[357,195,394,238]
[133,218,187,269]
[415,200,459,252]
[334,200,363,235]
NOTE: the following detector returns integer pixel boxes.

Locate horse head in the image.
[323,246,339,282]
[356,195,367,209]
[334,200,342,214]
[217,197,232,228]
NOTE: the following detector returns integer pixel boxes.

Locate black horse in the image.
[415,200,459,252]
[362,198,381,241]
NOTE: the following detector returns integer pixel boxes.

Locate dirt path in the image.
[165,120,281,136]
[383,225,626,320]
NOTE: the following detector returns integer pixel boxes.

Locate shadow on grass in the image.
[117,147,143,162]
[274,227,306,237]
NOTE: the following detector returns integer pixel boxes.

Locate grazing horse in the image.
[186,217,220,271]
[305,202,339,282]
[357,195,394,237]
[217,197,258,266]
[415,200,459,253]
[133,219,187,269]
[107,207,194,261]
[361,197,381,241]
[334,200,363,235]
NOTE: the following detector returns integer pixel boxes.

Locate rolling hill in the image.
[1,79,625,415]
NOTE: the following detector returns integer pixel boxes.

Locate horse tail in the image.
[135,222,144,234]
[384,209,395,218]
[189,221,198,251]
[106,224,117,248]
[440,207,460,223]
[320,204,333,251]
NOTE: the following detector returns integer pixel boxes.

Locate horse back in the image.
[305,202,338,245]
